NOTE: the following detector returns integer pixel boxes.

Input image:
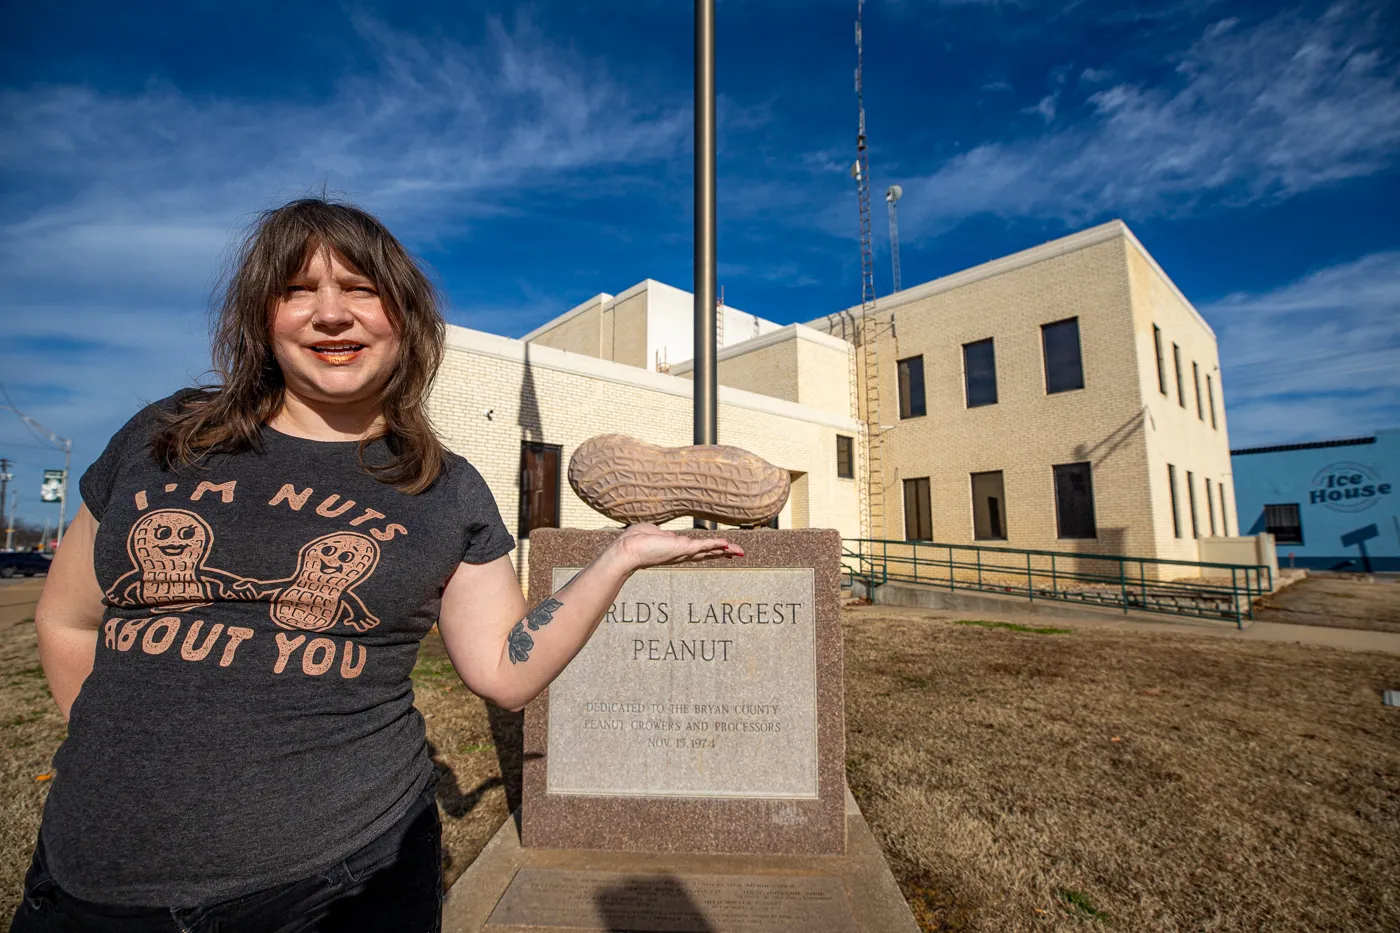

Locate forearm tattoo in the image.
[507,597,564,664]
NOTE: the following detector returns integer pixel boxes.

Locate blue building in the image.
[1231,429,1399,572]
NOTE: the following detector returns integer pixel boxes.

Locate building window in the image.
[1207,374,1217,429]
[836,435,854,479]
[963,339,998,408]
[1042,318,1085,394]
[903,477,932,541]
[1153,325,1168,395]
[897,355,926,419]
[1265,503,1302,544]
[1186,470,1199,538]
[1205,477,1216,535]
[519,442,562,538]
[971,471,1007,540]
[1219,482,1230,537]
[1173,344,1185,408]
[1192,362,1204,420]
[1168,464,1181,538]
[1052,462,1097,539]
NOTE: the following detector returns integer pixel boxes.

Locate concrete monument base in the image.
[442,788,919,933]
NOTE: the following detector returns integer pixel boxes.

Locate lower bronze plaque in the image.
[484,869,857,933]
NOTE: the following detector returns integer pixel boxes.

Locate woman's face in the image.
[270,248,401,410]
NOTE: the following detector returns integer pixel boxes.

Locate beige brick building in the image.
[523,278,782,373]
[428,219,1238,580]
[806,220,1235,566]
[427,327,862,580]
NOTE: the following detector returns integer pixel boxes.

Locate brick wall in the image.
[1126,240,1236,569]
[428,327,863,584]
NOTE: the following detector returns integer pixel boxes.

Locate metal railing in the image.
[842,538,1273,629]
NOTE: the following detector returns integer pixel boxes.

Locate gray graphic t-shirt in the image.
[40,394,514,906]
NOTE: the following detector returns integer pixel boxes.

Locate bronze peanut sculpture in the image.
[568,434,790,526]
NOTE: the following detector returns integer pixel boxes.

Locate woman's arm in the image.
[34,506,108,720]
[438,524,741,711]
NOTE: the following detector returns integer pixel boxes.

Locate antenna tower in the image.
[850,0,885,541]
[886,184,903,293]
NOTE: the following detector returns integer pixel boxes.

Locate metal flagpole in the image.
[693,0,718,529]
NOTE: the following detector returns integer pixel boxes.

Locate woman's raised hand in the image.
[608,523,744,573]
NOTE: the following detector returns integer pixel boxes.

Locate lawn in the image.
[1255,573,1400,634]
[845,605,1400,932]
[3,581,1399,932]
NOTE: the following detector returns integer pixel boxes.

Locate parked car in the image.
[0,551,52,578]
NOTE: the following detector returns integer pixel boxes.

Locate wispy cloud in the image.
[0,12,688,295]
[1206,250,1400,445]
[895,3,1400,234]
[1023,93,1058,123]
[0,10,690,522]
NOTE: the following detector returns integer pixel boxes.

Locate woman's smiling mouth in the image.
[307,343,366,365]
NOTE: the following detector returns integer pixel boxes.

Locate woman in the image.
[13,198,739,932]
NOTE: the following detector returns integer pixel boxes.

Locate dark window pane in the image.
[1205,477,1216,535]
[1193,362,1204,420]
[519,443,561,538]
[1053,462,1097,539]
[1154,326,1168,395]
[971,471,1007,540]
[1265,503,1302,544]
[903,477,932,541]
[1186,470,1199,538]
[963,339,998,407]
[1042,318,1085,394]
[1173,344,1185,408]
[836,435,854,479]
[1219,482,1230,536]
[1207,375,1217,429]
[1168,464,1181,538]
[898,356,926,419]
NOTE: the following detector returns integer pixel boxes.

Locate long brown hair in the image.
[152,198,448,494]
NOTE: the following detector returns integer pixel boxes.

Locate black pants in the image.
[10,783,442,933]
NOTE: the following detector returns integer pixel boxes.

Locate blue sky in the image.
[2,0,1398,529]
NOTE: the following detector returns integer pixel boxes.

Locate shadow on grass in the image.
[951,619,1071,635]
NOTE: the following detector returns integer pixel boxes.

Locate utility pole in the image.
[0,458,11,550]
[4,492,14,551]
[1,407,72,546]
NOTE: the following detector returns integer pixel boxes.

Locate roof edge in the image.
[1231,436,1377,456]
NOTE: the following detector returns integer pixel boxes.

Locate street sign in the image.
[41,470,64,503]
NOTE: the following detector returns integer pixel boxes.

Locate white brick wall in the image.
[427,328,863,582]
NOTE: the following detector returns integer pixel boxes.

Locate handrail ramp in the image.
[842,538,1273,629]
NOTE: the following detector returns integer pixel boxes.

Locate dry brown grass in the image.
[1255,574,1400,634]
[844,606,1400,932]
[5,582,1400,933]
[0,579,66,923]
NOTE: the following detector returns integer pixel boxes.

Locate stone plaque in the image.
[485,869,857,933]
[523,529,845,856]
[547,567,817,799]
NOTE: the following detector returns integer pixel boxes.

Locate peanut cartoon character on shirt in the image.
[105,509,248,612]
[238,532,382,633]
